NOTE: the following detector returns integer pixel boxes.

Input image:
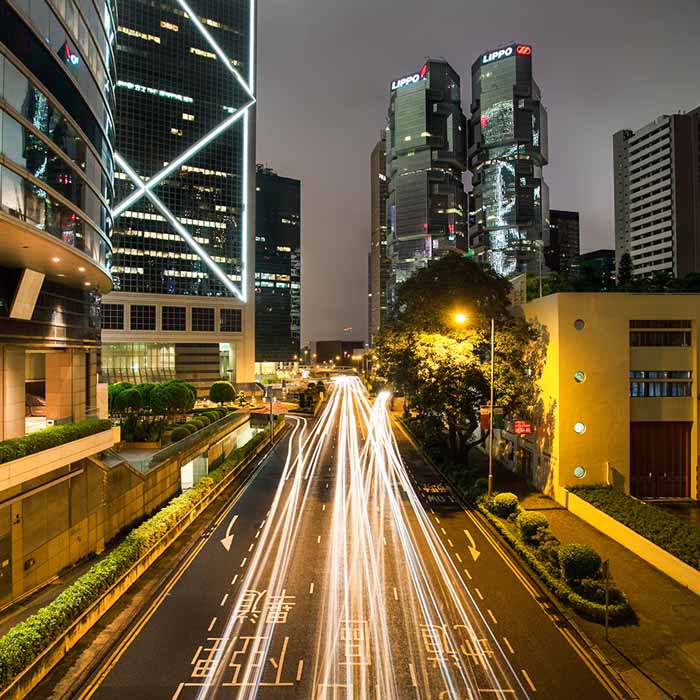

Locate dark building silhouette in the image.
[545,210,580,281]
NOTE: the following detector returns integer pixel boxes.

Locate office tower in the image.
[385,59,468,303]
[101,0,256,392]
[0,0,116,438]
[577,249,616,290]
[545,210,580,281]
[254,165,301,367]
[468,43,549,277]
[369,135,390,344]
[315,340,365,365]
[613,108,700,278]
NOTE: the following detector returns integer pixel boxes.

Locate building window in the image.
[102,304,124,330]
[221,308,242,332]
[630,371,693,397]
[629,330,691,347]
[130,305,156,331]
[162,306,186,331]
[192,307,215,331]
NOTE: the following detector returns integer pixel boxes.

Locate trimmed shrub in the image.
[0,420,112,464]
[170,426,190,442]
[516,511,549,543]
[196,415,211,427]
[535,534,561,572]
[490,492,519,518]
[182,422,198,434]
[203,411,220,423]
[210,381,236,405]
[189,418,206,430]
[559,544,601,582]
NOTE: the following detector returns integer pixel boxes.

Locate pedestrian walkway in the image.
[477,451,700,700]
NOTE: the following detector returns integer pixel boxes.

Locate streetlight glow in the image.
[454,312,467,326]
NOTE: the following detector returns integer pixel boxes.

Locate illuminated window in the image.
[118,26,161,43]
[190,47,216,60]
[170,128,183,136]
[182,113,195,121]
[117,80,193,103]
[573,422,586,434]
[160,20,179,31]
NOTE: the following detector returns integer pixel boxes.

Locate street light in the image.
[453,311,496,498]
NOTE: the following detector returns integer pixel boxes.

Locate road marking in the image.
[326,482,329,488]
[435,516,441,524]
[393,587,399,601]
[487,609,498,625]
[521,669,536,692]
[463,528,482,562]
[317,535,321,544]
[220,514,239,551]
[231,574,238,585]
[248,542,254,552]
[296,659,304,681]
[309,582,315,594]
[220,593,228,607]
[441,527,446,535]
[255,530,261,539]
[503,637,515,654]
[207,616,217,632]
[463,568,472,580]
[455,552,462,563]
[408,662,418,687]
[474,587,484,600]
[447,538,454,548]
[240,557,247,568]
[322,504,326,511]
[383,536,387,546]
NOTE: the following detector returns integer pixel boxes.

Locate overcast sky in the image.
[255,0,700,346]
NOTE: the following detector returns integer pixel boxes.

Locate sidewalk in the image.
[478,451,700,700]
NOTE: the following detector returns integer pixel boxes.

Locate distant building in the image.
[577,249,616,290]
[468,43,549,277]
[385,59,468,304]
[315,341,365,365]
[613,108,700,278]
[255,166,301,365]
[545,210,580,281]
[503,293,700,500]
[369,135,390,345]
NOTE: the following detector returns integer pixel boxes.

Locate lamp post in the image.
[454,311,496,497]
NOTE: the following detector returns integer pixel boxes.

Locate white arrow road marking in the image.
[463,529,481,562]
[220,514,239,551]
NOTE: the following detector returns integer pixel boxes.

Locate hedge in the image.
[0,419,113,464]
[490,492,519,518]
[571,486,700,569]
[0,421,279,689]
[479,503,631,623]
[559,544,602,582]
[516,511,549,542]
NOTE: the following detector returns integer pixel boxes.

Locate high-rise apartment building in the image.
[0,0,116,438]
[613,108,700,278]
[101,0,256,392]
[468,43,549,277]
[254,165,300,366]
[385,59,468,302]
[545,210,580,281]
[369,135,389,344]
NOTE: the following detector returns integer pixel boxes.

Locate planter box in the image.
[123,441,161,449]
[0,430,116,492]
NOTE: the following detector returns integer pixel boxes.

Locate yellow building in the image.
[499,293,699,501]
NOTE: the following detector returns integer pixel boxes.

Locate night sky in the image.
[255,0,700,346]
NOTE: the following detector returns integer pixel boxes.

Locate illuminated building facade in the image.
[254,165,300,365]
[101,0,256,390]
[545,209,580,281]
[385,59,467,302]
[369,134,389,344]
[468,43,549,277]
[0,0,116,437]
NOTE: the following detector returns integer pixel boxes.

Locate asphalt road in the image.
[61,378,626,700]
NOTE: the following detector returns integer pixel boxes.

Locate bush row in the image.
[571,486,700,569]
[0,421,279,689]
[0,419,113,464]
[170,408,228,443]
[481,494,631,623]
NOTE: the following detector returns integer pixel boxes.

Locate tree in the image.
[209,381,236,406]
[114,387,141,413]
[151,382,193,417]
[616,253,633,287]
[108,382,132,412]
[375,253,543,462]
[134,382,156,409]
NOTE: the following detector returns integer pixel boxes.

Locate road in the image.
[63,377,626,700]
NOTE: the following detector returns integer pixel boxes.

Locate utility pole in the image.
[488,316,495,498]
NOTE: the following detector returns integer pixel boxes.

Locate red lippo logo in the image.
[516,45,532,56]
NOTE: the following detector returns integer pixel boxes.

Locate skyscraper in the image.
[101,0,256,391]
[545,210,580,281]
[369,134,389,344]
[468,43,549,277]
[385,59,467,302]
[613,108,700,278]
[254,165,301,366]
[0,0,116,437]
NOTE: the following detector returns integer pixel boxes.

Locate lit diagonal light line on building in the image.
[114,153,244,300]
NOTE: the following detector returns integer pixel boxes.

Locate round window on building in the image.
[574,422,586,434]
[574,319,585,331]
[574,371,586,383]
[574,466,587,479]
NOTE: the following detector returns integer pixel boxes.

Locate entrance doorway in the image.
[630,422,691,498]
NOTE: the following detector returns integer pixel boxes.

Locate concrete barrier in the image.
[561,489,700,596]
[0,421,286,700]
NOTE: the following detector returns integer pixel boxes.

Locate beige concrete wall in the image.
[1,346,25,440]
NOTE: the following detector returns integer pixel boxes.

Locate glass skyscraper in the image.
[101,0,256,387]
[385,59,467,301]
[254,165,300,365]
[468,43,549,277]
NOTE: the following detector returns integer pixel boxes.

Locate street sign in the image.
[514,421,532,435]
[480,406,504,430]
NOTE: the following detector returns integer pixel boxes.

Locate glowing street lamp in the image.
[454,312,467,326]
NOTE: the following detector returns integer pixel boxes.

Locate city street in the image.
[67,377,625,700]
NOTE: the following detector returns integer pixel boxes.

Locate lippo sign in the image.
[391,63,429,90]
[481,44,531,65]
